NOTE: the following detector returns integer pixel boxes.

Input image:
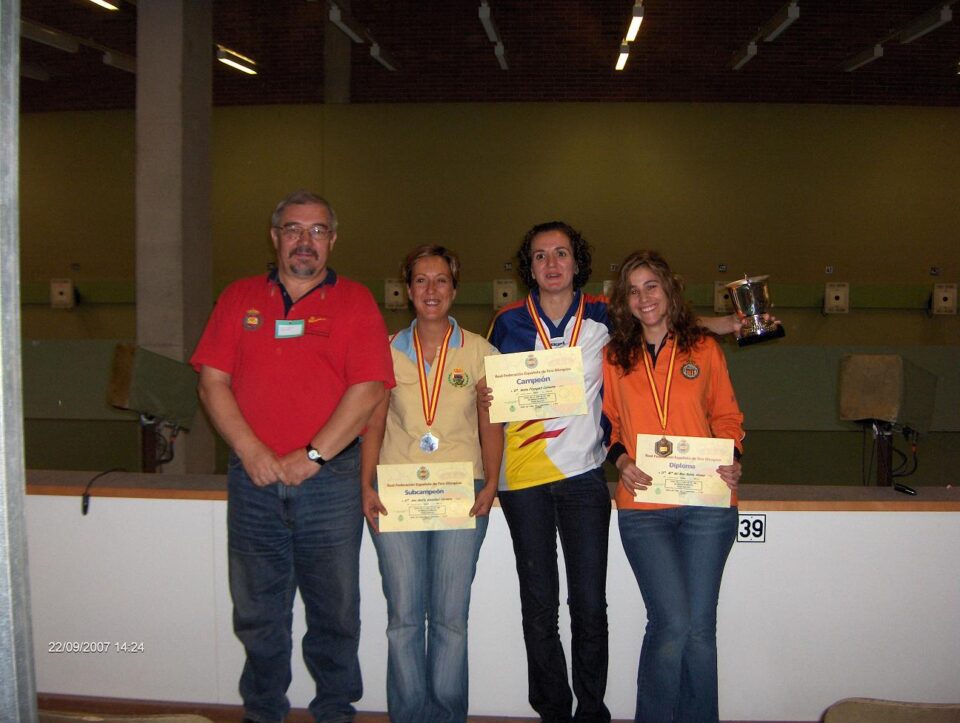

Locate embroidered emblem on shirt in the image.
[681,361,700,379]
[243,309,261,331]
[307,315,326,324]
[448,368,470,388]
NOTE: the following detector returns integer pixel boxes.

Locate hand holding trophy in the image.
[726,275,786,347]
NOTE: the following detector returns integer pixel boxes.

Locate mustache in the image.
[289,245,319,259]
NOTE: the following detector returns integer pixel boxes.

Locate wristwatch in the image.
[305,444,327,466]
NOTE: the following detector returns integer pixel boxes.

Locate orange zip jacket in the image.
[602,335,744,510]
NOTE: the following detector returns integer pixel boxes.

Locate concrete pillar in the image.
[0,0,39,718]
[135,0,214,473]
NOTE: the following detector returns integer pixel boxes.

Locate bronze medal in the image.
[655,436,673,457]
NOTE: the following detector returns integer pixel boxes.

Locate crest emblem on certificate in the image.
[416,466,430,481]
[654,436,673,457]
[677,439,690,454]
[447,368,470,387]
[243,309,261,331]
[524,354,538,369]
[681,361,700,379]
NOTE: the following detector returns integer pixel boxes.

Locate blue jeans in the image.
[369,480,489,723]
[228,448,364,723]
[499,468,611,723]
[618,506,738,723]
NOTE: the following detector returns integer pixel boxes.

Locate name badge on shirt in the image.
[275,320,305,339]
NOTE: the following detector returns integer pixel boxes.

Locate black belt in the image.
[337,437,360,456]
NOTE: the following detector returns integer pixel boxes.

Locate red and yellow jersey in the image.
[488,290,611,491]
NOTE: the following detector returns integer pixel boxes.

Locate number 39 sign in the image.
[737,514,766,543]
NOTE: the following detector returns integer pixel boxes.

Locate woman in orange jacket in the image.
[602,250,744,723]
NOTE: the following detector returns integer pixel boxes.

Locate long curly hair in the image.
[516,221,592,291]
[606,250,705,373]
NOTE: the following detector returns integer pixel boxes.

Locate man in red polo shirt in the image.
[191,190,394,723]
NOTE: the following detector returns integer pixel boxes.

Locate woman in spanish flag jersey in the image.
[361,245,503,723]
[602,250,744,723]
[487,225,740,723]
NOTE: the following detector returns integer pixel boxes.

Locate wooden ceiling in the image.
[19,0,960,112]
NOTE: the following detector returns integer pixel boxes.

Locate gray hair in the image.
[270,190,338,231]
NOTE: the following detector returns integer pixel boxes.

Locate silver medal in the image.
[419,431,439,453]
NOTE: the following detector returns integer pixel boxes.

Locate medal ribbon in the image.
[413,323,455,430]
[526,292,586,349]
[641,338,678,431]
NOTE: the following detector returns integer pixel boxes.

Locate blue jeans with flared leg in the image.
[499,467,612,723]
[369,479,489,723]
[618,505,738,723]
[227,448,364,723]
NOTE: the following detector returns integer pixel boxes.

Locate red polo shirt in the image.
[191,270,395,456]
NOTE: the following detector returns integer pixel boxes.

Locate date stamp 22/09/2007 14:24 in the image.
[47,641,144,654]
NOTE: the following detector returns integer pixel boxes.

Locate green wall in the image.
[22,103,960,288]
[18,102,960,479]
[209,103,960,287]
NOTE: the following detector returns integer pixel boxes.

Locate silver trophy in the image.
[725,275,785,347]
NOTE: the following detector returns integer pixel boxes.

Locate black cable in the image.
[81,467,127,516]
[890,446,908,474]
[861,425,870,486]
[864,423,878,487]
[893,428,919,479]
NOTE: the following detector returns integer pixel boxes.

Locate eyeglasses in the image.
[275,223,333,242]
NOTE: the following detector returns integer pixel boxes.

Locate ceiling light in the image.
[216,45,257,75]
[479,1,500,44]
[761,1,799,42]
[103,51,135,73]
[899,5,952,44]
[494,41,508,70]
[87,0,122,9]
[329,2,365,43]
[842,44,883,72]
[626,2,644,42]
[615,42,630,71]
[479,2,507,69]
[730,41,758,70]
[370,42,398,71]
[21,20,80,53]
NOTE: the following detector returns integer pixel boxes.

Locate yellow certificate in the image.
[484,347,587,424]
[633,434,734,508]
[376,461,476,532]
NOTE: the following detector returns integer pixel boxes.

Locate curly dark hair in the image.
[516,221,592,291]
[606,250,705,373]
